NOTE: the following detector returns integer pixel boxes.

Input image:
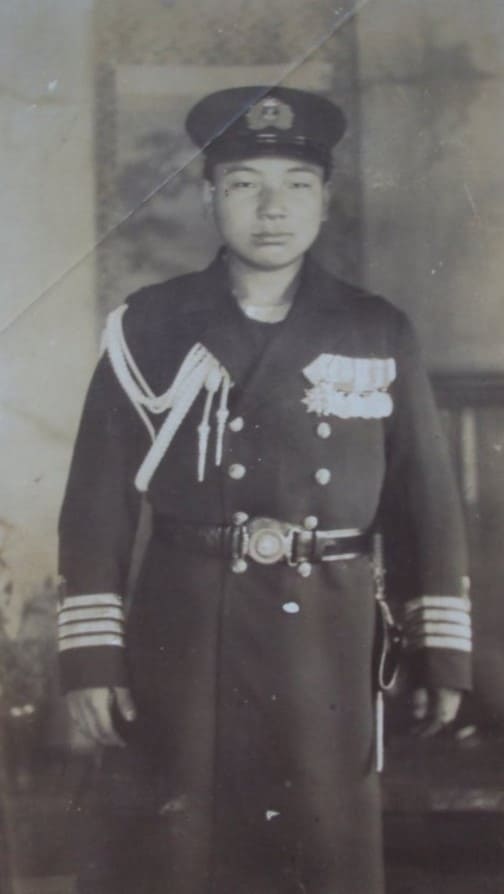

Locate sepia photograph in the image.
[1,2,504,892]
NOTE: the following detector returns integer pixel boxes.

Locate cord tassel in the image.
[376,690,384,773]
[215,370,231,467]
[198,367,222,483]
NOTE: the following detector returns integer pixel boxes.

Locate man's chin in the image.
[234,246,307,272]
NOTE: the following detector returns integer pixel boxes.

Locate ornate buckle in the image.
[246,518,295,565]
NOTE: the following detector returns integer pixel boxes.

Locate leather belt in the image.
[153,515,370,568]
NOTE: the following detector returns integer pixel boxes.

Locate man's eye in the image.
[289,180,312,189]
[228,180,257,190]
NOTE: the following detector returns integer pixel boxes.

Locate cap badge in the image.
[246,97,294,132]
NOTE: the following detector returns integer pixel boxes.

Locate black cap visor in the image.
[203,136,332,181]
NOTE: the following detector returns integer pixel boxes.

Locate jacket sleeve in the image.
[381,310,472,692]
[57,352,147,693]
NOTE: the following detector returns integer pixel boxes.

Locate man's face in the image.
[206,156,330,271]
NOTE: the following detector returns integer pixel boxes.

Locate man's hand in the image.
[410,687,462,737]
[65,686,137,747]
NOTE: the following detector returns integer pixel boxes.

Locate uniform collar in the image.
[197,249,352,414]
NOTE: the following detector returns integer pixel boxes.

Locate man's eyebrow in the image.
[284,166,319,174]
[220,164,260,174]
[219,163,320,178]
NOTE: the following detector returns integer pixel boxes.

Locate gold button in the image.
[282,602,300,614]
[232,511,249,525]
[229,463,246,480]
[314,468,331,486]
[229,416,244,432]
[316,422,332,439]
[231,558,248,574]
[297,561,312,578]
[303,515,318,530]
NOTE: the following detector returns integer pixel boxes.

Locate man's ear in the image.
[202,179,215,217]
[321,181,331,222]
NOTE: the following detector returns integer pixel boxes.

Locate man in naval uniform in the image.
[58,87,472,894]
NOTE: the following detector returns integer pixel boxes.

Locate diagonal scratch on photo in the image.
[1,1,504,892]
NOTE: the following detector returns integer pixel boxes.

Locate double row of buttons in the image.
[227,417,334,485]
[228,416,246,480]
[228,417,333,439]
[228,464,331,485]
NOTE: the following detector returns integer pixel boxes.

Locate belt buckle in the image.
[246,518,294,565]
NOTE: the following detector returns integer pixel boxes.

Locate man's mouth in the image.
[252,232,292,243]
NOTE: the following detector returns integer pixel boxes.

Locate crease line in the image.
[0,0,371,340]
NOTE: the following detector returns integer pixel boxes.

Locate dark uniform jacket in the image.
[58,252,471,894]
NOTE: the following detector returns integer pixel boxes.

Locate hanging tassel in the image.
[197,366,222,482]
[374,529,385,773]
[215,370,231,467]
[376,690,384,773]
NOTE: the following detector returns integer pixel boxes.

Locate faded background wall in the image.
[358,0,504,372]
[0,0,95,625]
[1,0,504,722]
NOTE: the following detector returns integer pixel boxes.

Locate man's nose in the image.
[257,185,287,217]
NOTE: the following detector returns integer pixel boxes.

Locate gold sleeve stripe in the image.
[58,606,124,625]
[406,618,471,636]
[58,593,122,611]
[407,621,472,638]
[59,620,124,638]
[58,633,125,652]
[405,608,470,626]
[408,635,472,653]
[405,596,470,614]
